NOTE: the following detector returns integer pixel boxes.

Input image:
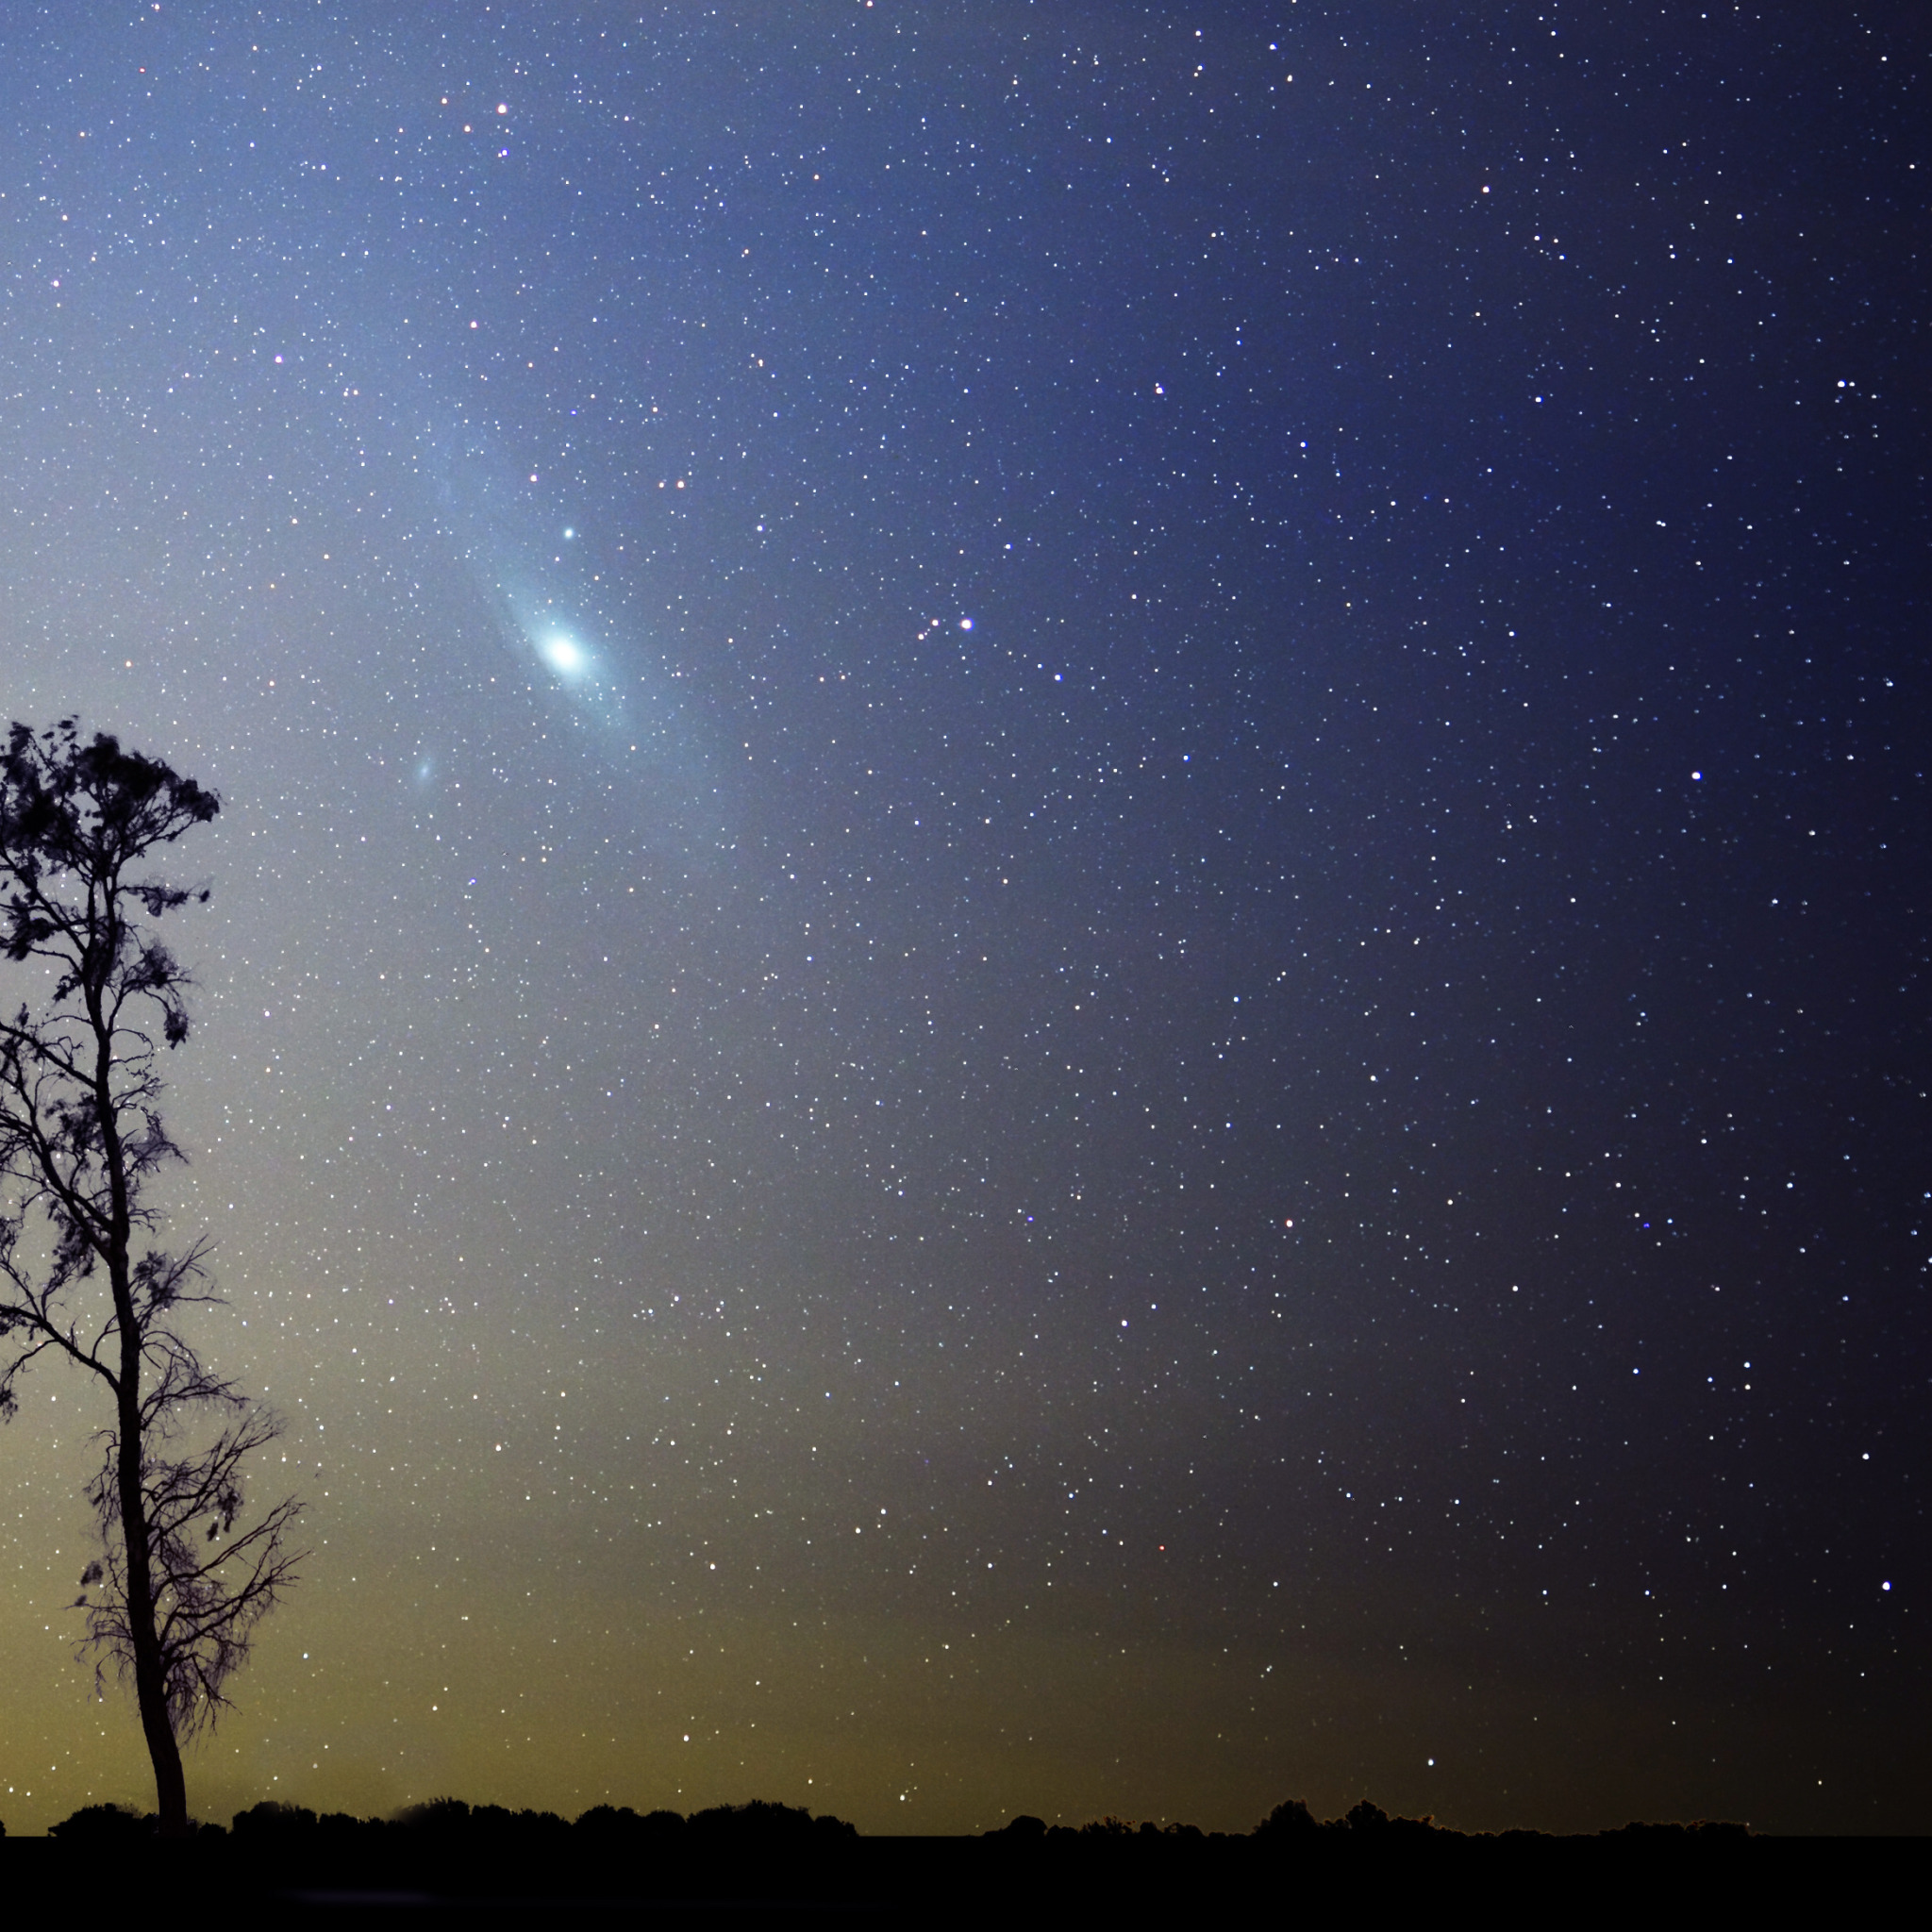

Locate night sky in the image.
[0,1,1922,1838]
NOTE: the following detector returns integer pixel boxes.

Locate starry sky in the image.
[0,1,1922,1838]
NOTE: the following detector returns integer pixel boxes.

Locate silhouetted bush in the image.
[686,1797,854,1856]
[691,1798,794,1845]
[638,1807,690,1849]
[1254,1798,1322,1840]
[394,1796,472,1837]
[49,1803,156,1840]
[232,1800,318,1840]
[575,1803,641,1846]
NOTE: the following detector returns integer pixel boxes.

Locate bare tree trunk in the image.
[117,1361,188,1833]
[95,974,189,1837]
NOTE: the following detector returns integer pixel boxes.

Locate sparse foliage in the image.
[0,719,301,1836]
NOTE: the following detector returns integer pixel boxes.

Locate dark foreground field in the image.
[0,1796,1882,1920]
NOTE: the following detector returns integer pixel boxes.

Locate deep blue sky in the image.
[0,1,1922,1834]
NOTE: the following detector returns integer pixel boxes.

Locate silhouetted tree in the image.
[1253,1797,1321,1840]
[0,720,301,1837]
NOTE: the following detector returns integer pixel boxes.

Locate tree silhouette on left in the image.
[0,720,301,1836]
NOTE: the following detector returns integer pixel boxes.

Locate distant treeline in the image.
[0,1793,1774,1914]
[13,1793,1750,1846]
